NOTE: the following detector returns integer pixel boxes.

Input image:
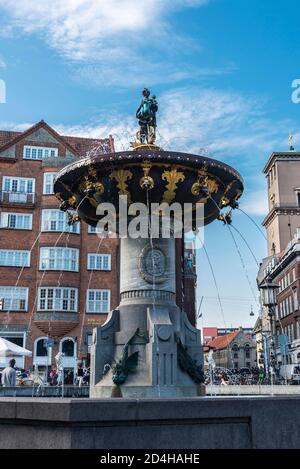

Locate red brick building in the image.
[0,121,197,380]
[0,121,116,379]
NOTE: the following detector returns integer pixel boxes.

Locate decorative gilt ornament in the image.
[139,161,154,190]
[191,168,219,203]
[191,165,209,196]
[220,196,230,207]
[162,167,185,204]
[79,175,104,195]
[110,169,133,204]
[220,180,242,207]
[68,195,77,208]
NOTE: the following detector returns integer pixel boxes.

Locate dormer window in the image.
[23,146,58,160]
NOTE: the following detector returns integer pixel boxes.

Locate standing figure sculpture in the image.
[136,88,158,144]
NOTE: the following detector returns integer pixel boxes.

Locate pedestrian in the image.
[1,359,17,387]
[83,367,90,385]
[258,367,264,384]
[49,367,58,386]
[77,364,84,386]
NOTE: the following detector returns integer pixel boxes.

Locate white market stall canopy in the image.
[0,337,32,357]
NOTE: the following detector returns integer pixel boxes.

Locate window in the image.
[86,289,110,313]
[0,287,28,311]
[244,344,250,359]
[87,254,111,270]
[43,173,57,194]
[36,338,48,357]
[38,287,78,312]
[2,177,35,203]
[0,250,30,267]
[289,296,293,313]
[297,321,300,340]
[87,333,93,353]
[39,247,79,271]
[88,225,103,234]
[41,210,80,234]
[61,338,75,357]
[233,353,238,359]
[293,289,298,311]
[234,362,238,369]
[0,212,32,230]
[23,146,58,160]
[246,362,251,368]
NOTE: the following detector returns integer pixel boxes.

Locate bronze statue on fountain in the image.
[132,87,159,149]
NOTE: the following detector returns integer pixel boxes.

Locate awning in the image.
[0,337,32,357]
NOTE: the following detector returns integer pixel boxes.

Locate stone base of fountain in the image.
[89,235,204,399]
[1,396,300,449]
[90,304,204,399]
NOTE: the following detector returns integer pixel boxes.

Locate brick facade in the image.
[0,121,116,375]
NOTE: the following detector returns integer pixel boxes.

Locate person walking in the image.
[258,367,265,384]
[1,359,17,387]
[77,364,84,387]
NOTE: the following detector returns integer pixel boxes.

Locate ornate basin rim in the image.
[54,150,244,186]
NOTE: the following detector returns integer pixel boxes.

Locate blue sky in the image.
[0,0,299,328]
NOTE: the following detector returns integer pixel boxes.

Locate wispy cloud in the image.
[0,0,217,86]
[240,189,268,216]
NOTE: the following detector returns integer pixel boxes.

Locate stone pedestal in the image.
[90,235,203,398]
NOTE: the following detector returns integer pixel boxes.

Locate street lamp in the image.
[260,276,279,381]
[260,277,279,309]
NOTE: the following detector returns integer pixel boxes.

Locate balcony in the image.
[0,191,35,207]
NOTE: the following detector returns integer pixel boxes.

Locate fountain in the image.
[54,89,244,398]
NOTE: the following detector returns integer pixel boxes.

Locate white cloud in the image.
[240,189,268,216]
[0,1,217,86]
[0,1,208,59]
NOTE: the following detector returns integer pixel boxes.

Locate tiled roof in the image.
[0,121,114,156]
[207,329,240,350]
[0,130,22,146]
[62,135,113,156]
